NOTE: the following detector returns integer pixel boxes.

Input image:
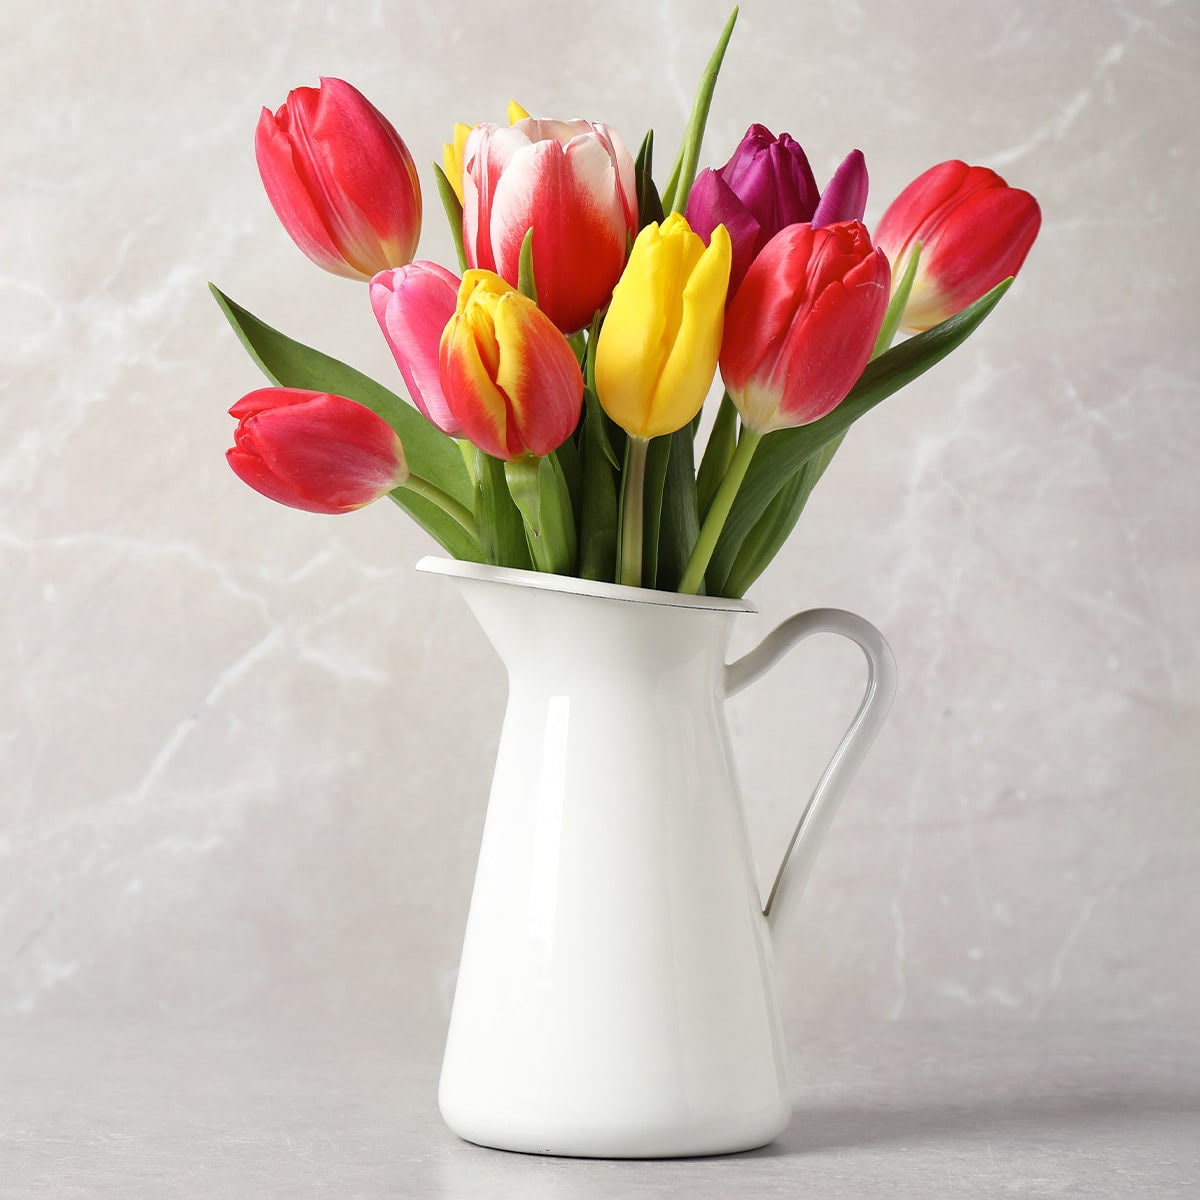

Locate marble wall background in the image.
[2,0,1196,1029]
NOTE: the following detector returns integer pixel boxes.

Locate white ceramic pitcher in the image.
[419,556,897,1159]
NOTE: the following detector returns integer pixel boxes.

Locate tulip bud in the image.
[462,117,638,333]
[685,123,823,297]
[874,160,1041,332]
[439,270,584,461]
[255,77,421,281]
[595,214,732,439]
[370,261,463,437]
[227,388,408,513]
[720,221,891,433]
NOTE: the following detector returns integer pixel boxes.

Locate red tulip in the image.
[255,77,421,281]
[874,160,1041,332]
[227,387,407,513]
[439,271,583,461]
[462,117,638,333]
[370,261,463,437]
[720,221,891,433]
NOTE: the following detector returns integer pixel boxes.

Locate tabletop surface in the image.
[2,1016,1196,1198]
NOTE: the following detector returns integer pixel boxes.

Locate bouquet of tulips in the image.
[217,10,1039,598]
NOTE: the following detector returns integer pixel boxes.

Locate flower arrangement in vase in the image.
[213,9,1042,1160]
[216,10,1039,598]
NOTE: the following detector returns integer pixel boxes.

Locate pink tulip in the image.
[255,77,422,281]
[370,261,463,437]
[720,221,891,433]
[874,160,1041,332]
[227,387,407,513]
[462,117,638,333]
[439,271,583,460]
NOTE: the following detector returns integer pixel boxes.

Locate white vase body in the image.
[419,558,896,1158]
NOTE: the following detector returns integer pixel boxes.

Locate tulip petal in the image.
[255,110,356,278]
[812,149,869,227]
[653,225,732,434]
[686,169,762,297]
[370,261,463,436]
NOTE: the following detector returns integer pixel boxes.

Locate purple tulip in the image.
[811,149,869,228]
[686,124,870,299]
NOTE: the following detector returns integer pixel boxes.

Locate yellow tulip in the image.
[595,213,732,440]
[442,123,472,204]
[443,102,531,206]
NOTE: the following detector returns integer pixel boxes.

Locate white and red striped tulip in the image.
[462,117,638,333]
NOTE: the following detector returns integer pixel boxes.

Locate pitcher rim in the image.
[416,556,757,613]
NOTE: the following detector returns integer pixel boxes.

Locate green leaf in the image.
[634,129,665,231]
[517,228,537,302]
[504,454,577,575]
[719,433,844,598]
[538,452,578,575]
[703,277,1014,592]
[577,391,621,581]
[661,7,739,214]
[872,241,921,359]
[432,162,468,274]
[211,284,480,560]
[552,430,582,518]
[474,450,531,569]
[641,434,672,586]
[654,427,702,591]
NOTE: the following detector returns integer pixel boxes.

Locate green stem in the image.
[619,436,650,587]
[677,428,761,595]
[399,473,478,540]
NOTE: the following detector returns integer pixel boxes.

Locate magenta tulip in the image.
[874,160,1041,332]
[255,77,422,281]
[370,261,463,437]
[227,387,407,514]
[686,124,870,298]
[811,149,869,228]
[461,117,638,333]
[720,221,891,433]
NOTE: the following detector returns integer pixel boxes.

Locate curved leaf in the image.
[211,284,481,560]
[704,277,1013,592]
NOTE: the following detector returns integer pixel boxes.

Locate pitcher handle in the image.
[725,609,898,921]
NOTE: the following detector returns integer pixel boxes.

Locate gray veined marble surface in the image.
[1,0,1198,1194]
